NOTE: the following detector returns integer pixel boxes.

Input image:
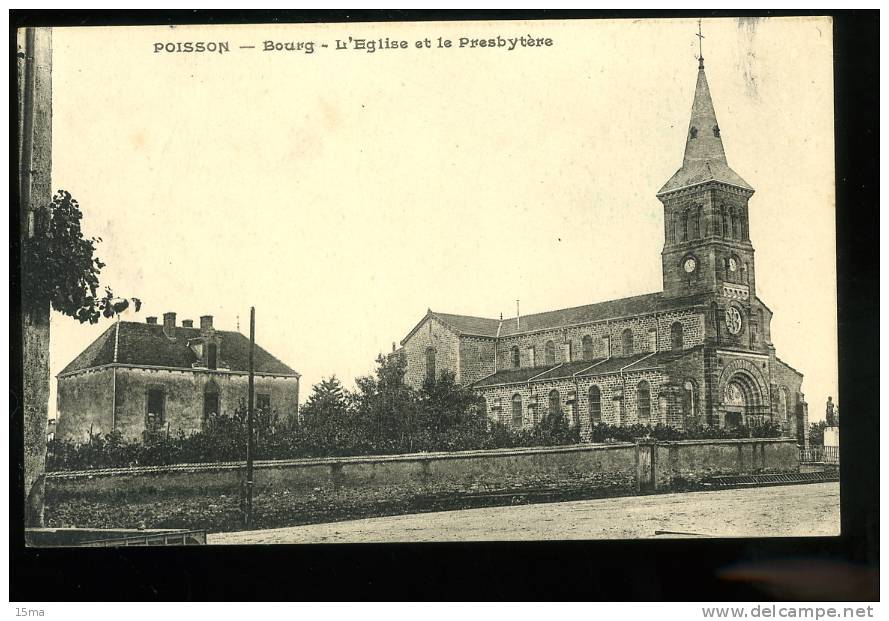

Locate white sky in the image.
[48,17,837,420]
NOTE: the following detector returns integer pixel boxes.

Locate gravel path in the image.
[208,482,840,544]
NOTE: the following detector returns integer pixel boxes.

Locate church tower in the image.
[657,47,770,353]
[657,55,756,303]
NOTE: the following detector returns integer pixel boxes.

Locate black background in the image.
[10,10,879,602]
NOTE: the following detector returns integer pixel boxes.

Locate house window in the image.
[203,389,219,421]
[544,340,556,365]
[256,393,271,412]
[425,347,436,384]
[637,380,651,424]
[621,329,634,356]
[510,345,520,368]
[589,385,602,424]
[511,394,523,428]
[207,343,218,370]
[548,389,561,418]
[671,322,684,351]
[146,387,165,429]
[582,335,594,361]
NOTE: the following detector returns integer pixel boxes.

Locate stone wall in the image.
[56,367,299,441]
[45,439,800,531]
[401,315,460,389]
[492,309,706,372]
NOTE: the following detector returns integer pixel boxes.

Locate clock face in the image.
[683,257,697,273]
[725,306,742,334]
[728,257,738,272]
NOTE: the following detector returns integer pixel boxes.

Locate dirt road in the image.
[208,482,840,544]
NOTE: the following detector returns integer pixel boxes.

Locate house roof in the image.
[657,62,752,196]
[59,321,298,377]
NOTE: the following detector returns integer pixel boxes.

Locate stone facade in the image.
[395,57,808,446]
[56,315,300,442]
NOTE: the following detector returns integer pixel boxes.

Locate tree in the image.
[809,420,828,446]
[20,189,140,526]
[22,190,141,321]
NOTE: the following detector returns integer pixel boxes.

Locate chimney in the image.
[146,316,157,325]
[200,315,213,332]
[164,313,176,330]
[182,319,194,328]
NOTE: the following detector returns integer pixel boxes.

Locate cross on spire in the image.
[696,18,705,69]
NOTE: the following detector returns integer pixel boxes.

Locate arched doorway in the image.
[722,372,762,429]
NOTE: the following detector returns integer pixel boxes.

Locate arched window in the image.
[673,212,681,243]
[510,345,520,368]
[690,207,700,239]
[544,340,556,365]
[682,209,689,241]
[582,335,594,361]
[671,322,684,351]
[683,380,697,423]
[778,386,788,422]
[637,380,651,423]
[621,328,634,356]
[589,385,602,424]
[425,347,436,384]
[511,394,523,428]
[696,206,703,239]
[723,206,731,238]
[733,208,742,239]
[548,389,561,418]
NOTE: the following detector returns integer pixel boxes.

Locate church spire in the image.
[657,24,752,197]
[682,58,727,166]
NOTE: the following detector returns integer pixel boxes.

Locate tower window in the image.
[544,340,556,365]
[637,380,651,424]
[713,125,721,137]
[689,126,698,139]
[510,345,520,368]
[582,335,594,361]
[621,328,634,356]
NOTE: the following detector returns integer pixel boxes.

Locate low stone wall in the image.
[44,439,799,532]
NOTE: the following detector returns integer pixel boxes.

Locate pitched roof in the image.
[657,62,752,196]
[431,312,501,337]
[472,349,701,388]
[404,292,710,345]
[59,321,298,377]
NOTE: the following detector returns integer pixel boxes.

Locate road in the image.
[208,482,840,544]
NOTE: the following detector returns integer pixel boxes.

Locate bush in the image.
[45,355,784,471]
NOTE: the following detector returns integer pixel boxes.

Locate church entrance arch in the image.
[716,358,769,429]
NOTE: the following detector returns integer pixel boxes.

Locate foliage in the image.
[808,420,828,446]
[22,189,140,321]
[46,355,785,471]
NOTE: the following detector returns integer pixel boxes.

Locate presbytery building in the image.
[394,54,808,444]
[56,312,300,442]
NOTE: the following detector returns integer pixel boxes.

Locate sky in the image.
[48,17,837,420]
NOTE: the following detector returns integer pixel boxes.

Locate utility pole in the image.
[245,306,255,528]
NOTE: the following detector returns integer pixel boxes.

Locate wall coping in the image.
[45,437,798,480]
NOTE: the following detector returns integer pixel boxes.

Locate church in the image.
[394,52,809,445]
